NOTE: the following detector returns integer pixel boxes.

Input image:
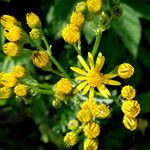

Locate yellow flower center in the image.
[86,70,103,87]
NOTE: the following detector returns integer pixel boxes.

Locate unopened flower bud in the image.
[29,28,42,40]
[110,5,122,18]
[76,2,86,12]
[68,119,79,131]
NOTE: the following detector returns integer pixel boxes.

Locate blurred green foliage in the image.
[0,0,150,150]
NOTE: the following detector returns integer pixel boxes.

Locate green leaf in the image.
[124,0,150,20]
[112,3,141,58]
[138,91,150,114]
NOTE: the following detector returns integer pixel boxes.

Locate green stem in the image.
[38,89,52,95]
[74,43,82,56]
[48,68,64,77]
[92,30,102,57]
[42,35,52,55]
[38,84,52,89]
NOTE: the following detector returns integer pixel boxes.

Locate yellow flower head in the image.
[84,138,98,150]
[3,42,21,57]
[29,28,42,40]
[77,109,91,123]
[4,26,23,42]
[26,12,41,29]
[62,24,80,44]
[121,100,140,118]
[68,119,79,131]
[64,131,78,147]
[83,122,100,138]
[123,115,138,131]
[14,84,28,97]
[118,63,134,79]
[76,2,86,13]
[121,85,136,100]
[70,11,85,28]
[0,15,18,29]
[86,0,102,13]
[32,50,49,68]
[55,78,72,94]
[0,87,12,99]
[97,104,110,119]
[12,65,26,78]
[71,52,121,99]
[0,73,17,88]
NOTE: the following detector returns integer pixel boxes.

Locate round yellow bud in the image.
[68,119,79,131]
[123,115,138,131]
[0,15,18,29]
[0,87,12,99]
[76,2,86,12]
[121,85,136,100]
[118,63,134,79]
[26,12,41,29]
[29,28,42,40]
[0,73,17,88]
[121,100,140,118]
[70,11,85,28]
[3,42,21,56]
[64,132,78,147]
[4,26,23,42]
[84,122,100,138]
[97,104,110,119]
[32,51,49,68]
[86,0,102,13]
[55,78,72,94]
[12,65,26,78]
[14,84,28,97]
[77,109,91,123]
[62,24,80,44]
[84,138,98,150]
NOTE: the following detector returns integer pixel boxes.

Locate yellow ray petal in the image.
[88,52,94,70]
[95,52,105,71]
[82,84,90,95]
[89,87,94,100]
[97,84,111,99]
[70,67,86,75]
[75,76,86,81]
[103,73,118,79]
[73,81,88,94]
[104,79,121,85]
[77,55,90,72]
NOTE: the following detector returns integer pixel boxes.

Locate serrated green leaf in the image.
[138,91,150,114]
[112,3,141,58]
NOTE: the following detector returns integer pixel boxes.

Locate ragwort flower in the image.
[71,52,121,99]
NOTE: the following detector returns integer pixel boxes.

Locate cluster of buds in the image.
[52,78,73,108]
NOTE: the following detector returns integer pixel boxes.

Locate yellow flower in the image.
[123,115,138,131]
[76,2,86,13]
[83,122,100,138]
[26,12,41,29]
[0,73,17,88]
[4,26,23,42]
[84,138,98,150]
[86,0,102,13]
[3,42,21,56]
[29,28,42,40]
[0,87,12,99]
[68,119,79,131]
[64,131,78,147]
[70,11,85,28]
[71,52,121,99]
[121,85,136,100]
[32,50,49,68]
[55,78,72,94]
[12,65,26,78]
[118,63,134,79]
[77,109,92,123]
[62,24,80,44]
[97,104,110,119]
[14,84,28,97]
[0,15,18,29]
[121,100,140,118]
